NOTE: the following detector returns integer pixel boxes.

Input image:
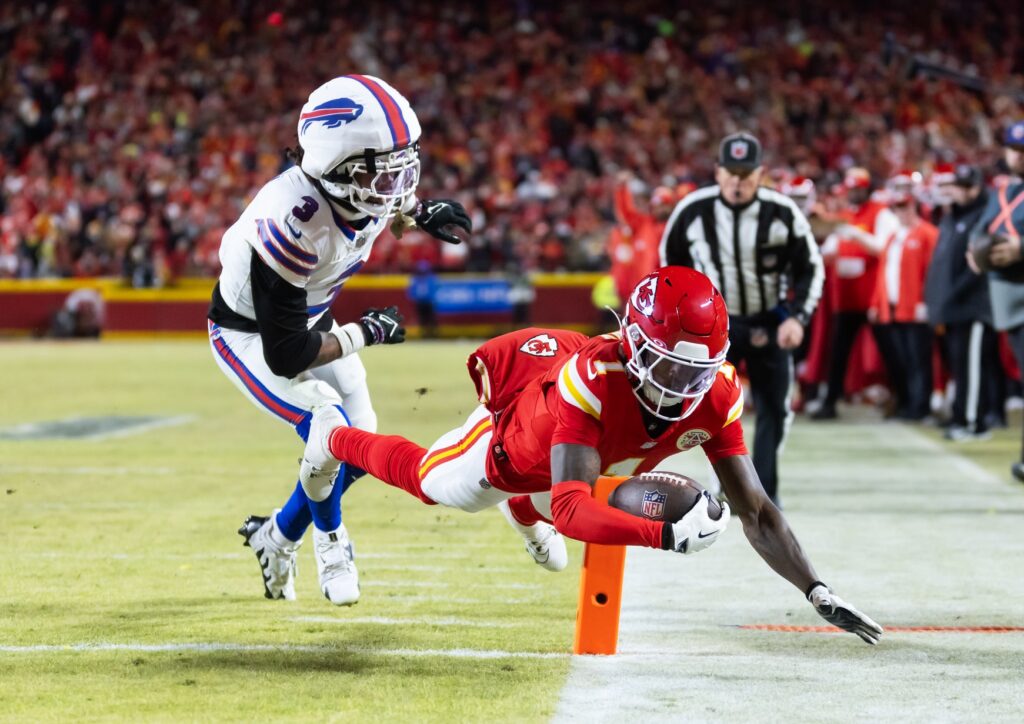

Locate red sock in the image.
[328,427,436,505]
[507,495,552,525]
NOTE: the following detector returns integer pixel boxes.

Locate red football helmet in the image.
[619,267,730,421]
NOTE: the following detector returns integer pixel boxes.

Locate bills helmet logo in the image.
[300,98,364,134]
[641,489,668,519]
[630,277,657,317]
[520,333,559,357]
[1013,124,1024,141]
[730,141,749,160]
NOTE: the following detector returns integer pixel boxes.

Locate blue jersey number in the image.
[292,196,319,222]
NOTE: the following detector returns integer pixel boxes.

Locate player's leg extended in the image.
[209,322,312,600]
[310,352,376,497]
[210,322,357,604]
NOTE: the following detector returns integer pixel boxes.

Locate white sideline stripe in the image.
[19,551,245,561]
[377,595,541,604]
[0,642,566,659]
[0,465,178,475]
[360,580,539,590]
[291,616,523,628]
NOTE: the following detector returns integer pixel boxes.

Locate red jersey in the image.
[833,201,890,312]
[470,331,748,494]
[870,219,938,324]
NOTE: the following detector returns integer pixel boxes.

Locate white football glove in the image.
[670,491,730,554]
[807,583,884,645]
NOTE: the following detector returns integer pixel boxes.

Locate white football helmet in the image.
[298,75,422,218]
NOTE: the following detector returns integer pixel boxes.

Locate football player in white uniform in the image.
[207,75,471,605]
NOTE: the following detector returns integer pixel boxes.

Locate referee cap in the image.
[718,132,763,172]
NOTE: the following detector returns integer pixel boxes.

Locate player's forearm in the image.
[308,331,344,370]
[739,506,818,592]
[306,321,369,372]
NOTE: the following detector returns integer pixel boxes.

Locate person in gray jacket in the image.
[968,121,1024,480]
[926,165,995,440]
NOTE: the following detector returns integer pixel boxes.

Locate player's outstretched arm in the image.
[547,443,667,549]
[714,454,883,645]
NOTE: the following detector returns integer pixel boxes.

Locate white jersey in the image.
[218,166,388,328]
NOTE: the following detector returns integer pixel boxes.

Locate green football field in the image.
[2,340,1023,722]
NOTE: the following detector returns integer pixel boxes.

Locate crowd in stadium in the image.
[1,0,1021,283]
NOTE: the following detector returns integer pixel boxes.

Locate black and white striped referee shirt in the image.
[659,184,825,325]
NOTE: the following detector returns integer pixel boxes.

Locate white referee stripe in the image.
[0,642,567,659]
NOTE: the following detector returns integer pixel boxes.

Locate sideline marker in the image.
[573,476,627,655]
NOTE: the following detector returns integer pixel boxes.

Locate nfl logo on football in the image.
[641,489,667,519]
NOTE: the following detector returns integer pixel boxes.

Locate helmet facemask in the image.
[621,317,728,422]
[321,144,421,218]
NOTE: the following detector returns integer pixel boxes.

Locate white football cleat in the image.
[523,523,568,572]
[299,405,347,498]
[238,512,301,600]
[313,524,360,606]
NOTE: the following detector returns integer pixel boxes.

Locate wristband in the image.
[329,321,366,358]
[804,580,828,601]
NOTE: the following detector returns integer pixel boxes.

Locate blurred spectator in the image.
[610,172,678,302]
[926,164,998,438]
[2,1,1022,282]
[812,168,900,419]
[969,122,1024,479]
[868,170,938,421]
[49,286,103,337]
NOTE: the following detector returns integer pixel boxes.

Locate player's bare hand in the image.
[776,318,804,350]
[415,199,472,244]
[989,234,1022,268]
[807,583,883,645]
[360,306,406,345]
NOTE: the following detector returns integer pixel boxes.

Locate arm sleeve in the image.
[659,200,695,267]
[867,208,900,254]
[784,205,826,324]
[614,182,644,231]
[550,481,668,548]
[250,251,324,378]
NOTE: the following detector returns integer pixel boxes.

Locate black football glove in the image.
[414,199,472,244]
[807,582,883,645]
[359,306,406,345]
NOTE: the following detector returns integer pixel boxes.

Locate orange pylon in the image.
[573,475,628,655]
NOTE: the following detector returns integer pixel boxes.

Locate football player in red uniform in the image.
[300,267,882,644]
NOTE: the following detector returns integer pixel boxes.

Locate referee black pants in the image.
[945,321,997,432]
[727,320,793,501]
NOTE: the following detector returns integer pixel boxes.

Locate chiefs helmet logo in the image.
[676,429,711,450]
[730,142,748,160]
[520,333,558,357]
[630,277,657,317]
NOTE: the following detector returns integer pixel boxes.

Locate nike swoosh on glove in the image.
[807,583,884,645]
[414,199,472,244]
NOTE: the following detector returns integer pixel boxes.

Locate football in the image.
[607,471,723,522]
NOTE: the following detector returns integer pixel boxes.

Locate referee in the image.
[659,132,824,504]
